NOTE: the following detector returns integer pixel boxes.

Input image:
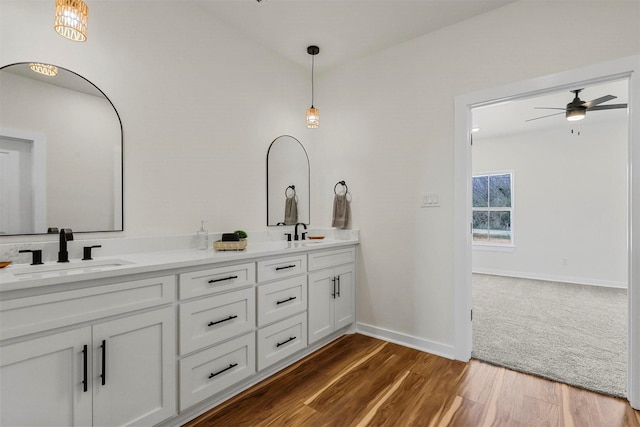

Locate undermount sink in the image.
[8,259,135,279]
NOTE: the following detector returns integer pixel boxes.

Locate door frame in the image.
[453,55,640,408]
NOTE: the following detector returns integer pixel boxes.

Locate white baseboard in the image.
[472,268,627,289]
[356,322,456,360]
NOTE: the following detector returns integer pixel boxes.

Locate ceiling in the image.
[472,79,630,140]
[199,0,515,71]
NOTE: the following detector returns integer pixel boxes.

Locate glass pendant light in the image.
[54,0,89,42]
[306,45,320,128]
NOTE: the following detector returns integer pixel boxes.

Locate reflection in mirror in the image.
[267,135,309,226]
[0,63,123,235]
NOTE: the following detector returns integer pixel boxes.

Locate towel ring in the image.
[334,180,348,195]
[285,185,296,198]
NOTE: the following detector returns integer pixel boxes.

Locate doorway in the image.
[470,81,629,396]
[453,55,640,408]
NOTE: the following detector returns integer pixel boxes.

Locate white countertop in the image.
[0,238,358,292]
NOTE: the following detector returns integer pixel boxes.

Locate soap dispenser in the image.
[196,221,209,250]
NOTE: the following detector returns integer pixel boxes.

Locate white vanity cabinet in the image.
[0,238,359,427]
[308,247,356,344]
[177,263,257,411]
[0,276,177,427]
[256,256,308,370]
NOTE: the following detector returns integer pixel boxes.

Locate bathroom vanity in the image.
[0,236,357,426]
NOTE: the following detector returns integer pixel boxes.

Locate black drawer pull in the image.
[100,340,106,386]
[208,315,238,327]
[82,345,88,392]
[275,265,296,271]
[276,296,297,305]
[209,363,238,379]
[208,275,238,284]
[336,276,341,297]
[276,336,296,348]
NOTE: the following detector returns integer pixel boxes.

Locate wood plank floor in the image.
[184,334,640,427]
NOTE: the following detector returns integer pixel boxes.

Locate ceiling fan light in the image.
[566,108,586,121]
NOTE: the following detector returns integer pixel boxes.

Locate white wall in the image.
[0,1,311,240]
[315,1,639,352]
[472,116,628,288]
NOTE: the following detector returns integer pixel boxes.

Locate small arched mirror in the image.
[0,62,123,235]
[267,135,309,226]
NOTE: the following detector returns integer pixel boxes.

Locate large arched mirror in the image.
[0,63,123,235]
[267,135,309,226]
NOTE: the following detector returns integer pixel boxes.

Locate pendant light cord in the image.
[311,54,315,107]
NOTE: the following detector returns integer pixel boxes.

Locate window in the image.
[472,172,513,245]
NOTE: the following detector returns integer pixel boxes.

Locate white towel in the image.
[284,196,298,225]
[331,194,349,229]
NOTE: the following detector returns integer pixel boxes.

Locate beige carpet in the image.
[472,273,627,397]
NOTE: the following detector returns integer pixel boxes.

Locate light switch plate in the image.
[421,193,440,207]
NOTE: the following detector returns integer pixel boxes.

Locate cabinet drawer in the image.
[257,255,307,282]
[179,288,255,355]
[1,276,175,341]
[179,262,255,300]
[257,276,307,327]
[257,312,307,371]
[308,247,356,271]
[179,332,255,410]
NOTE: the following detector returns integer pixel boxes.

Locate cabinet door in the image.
[0,328,92,427]
[308,269,335,344]
[92,307,176,427]
[334,264,355,330]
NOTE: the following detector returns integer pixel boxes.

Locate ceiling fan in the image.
[525,88,627,122]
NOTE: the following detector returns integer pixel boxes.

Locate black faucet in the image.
[58,228,74,263]
[294,223,307,241]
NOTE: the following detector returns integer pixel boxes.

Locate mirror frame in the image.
[266,135,310,226]
[0,62,124,235]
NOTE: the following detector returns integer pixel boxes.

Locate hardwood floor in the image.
[184,334,640,427]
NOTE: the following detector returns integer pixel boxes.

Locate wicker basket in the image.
[213,239,247,251]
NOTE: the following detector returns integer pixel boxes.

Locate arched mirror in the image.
[0,63,123,235]
[267,135,309,226]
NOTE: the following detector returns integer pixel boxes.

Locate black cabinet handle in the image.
[208,315,238,327]
[208,275,238,284]
[331,277,336,299]
[100,340,106,386]
[336,276,341,297]
[276,336,296,348]
[276,296,297,305]
[208,363,238,379]
[82,345,88,392]
[275,265,296,271]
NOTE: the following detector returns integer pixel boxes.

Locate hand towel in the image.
[284,196,298,225]
[331,193,349,229]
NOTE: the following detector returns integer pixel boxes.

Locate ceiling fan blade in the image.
[534,107,566,110]
[588,103,628,111]
[525,111,565,122]
[583,94,616,108]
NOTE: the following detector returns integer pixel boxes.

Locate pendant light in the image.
[54,0,89,42]
[306,45,320,129]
